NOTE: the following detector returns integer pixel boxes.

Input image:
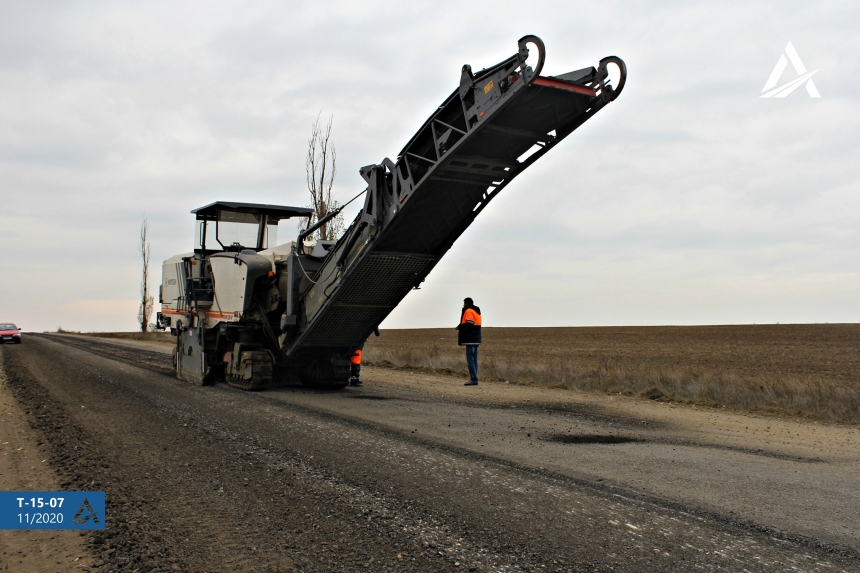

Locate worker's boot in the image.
[350,376,363,387]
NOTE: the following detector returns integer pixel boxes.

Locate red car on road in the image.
[0,324,22,344]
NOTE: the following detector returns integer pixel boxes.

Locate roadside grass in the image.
[364,343,860,424]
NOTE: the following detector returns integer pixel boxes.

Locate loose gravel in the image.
[1,336,857,573]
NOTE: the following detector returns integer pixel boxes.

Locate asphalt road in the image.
[1,335,857,572]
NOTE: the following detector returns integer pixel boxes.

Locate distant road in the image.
[2,334,858,572]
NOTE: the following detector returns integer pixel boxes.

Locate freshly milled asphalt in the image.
[1,335,857,572]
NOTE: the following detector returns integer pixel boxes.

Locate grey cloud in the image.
[1,1,858,331]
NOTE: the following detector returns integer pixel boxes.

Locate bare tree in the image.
[139,216,154,332]
[305,114,344,241]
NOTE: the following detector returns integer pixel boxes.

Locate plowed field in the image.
[363,324,860,421]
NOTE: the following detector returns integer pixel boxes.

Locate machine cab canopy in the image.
[191,201,313,253]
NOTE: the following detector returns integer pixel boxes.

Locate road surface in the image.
[1,334,857,572]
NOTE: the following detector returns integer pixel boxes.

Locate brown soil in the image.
[0,354,93,571]
[363,324,860,422]
[368,324,859,385]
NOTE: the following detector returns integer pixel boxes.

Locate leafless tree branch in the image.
[304,113,343,241]
[139,216,154,332]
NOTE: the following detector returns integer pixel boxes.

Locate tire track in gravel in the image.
[45,334,175,377]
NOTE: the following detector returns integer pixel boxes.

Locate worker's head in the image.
[463,297,473,308]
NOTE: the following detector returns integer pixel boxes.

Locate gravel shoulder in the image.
[0,348,93,572]
[2,335,858,572]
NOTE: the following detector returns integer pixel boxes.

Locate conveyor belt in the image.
[286,36,626,355]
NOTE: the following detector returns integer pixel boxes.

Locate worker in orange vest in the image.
[456,297,482,386]
[349,346,363,387]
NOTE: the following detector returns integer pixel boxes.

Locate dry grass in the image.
[364,325,860,424]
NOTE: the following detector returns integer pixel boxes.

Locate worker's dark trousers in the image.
[465,345,479,382]
[350,363,361,380]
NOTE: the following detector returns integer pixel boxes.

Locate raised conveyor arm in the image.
[284,36,626,358]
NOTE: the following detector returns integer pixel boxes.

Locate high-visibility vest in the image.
[461,308,482,326]
[350,349,363,365]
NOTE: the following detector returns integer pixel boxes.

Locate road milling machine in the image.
[158,35,626,390]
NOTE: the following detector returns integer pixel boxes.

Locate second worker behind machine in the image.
[349,345,363,387]
[456,298,482,386]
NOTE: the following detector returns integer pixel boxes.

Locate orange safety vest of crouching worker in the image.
[350,349,363,365]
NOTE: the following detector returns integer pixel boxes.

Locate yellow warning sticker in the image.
[484,80,494,94]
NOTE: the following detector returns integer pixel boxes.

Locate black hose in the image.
[296,188,368,250]
[255,297,281,353]
[336,221,367,269]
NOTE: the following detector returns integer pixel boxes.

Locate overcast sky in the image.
[1,1,857,332]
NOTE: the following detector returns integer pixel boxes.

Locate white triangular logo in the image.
[761,42,820,98]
